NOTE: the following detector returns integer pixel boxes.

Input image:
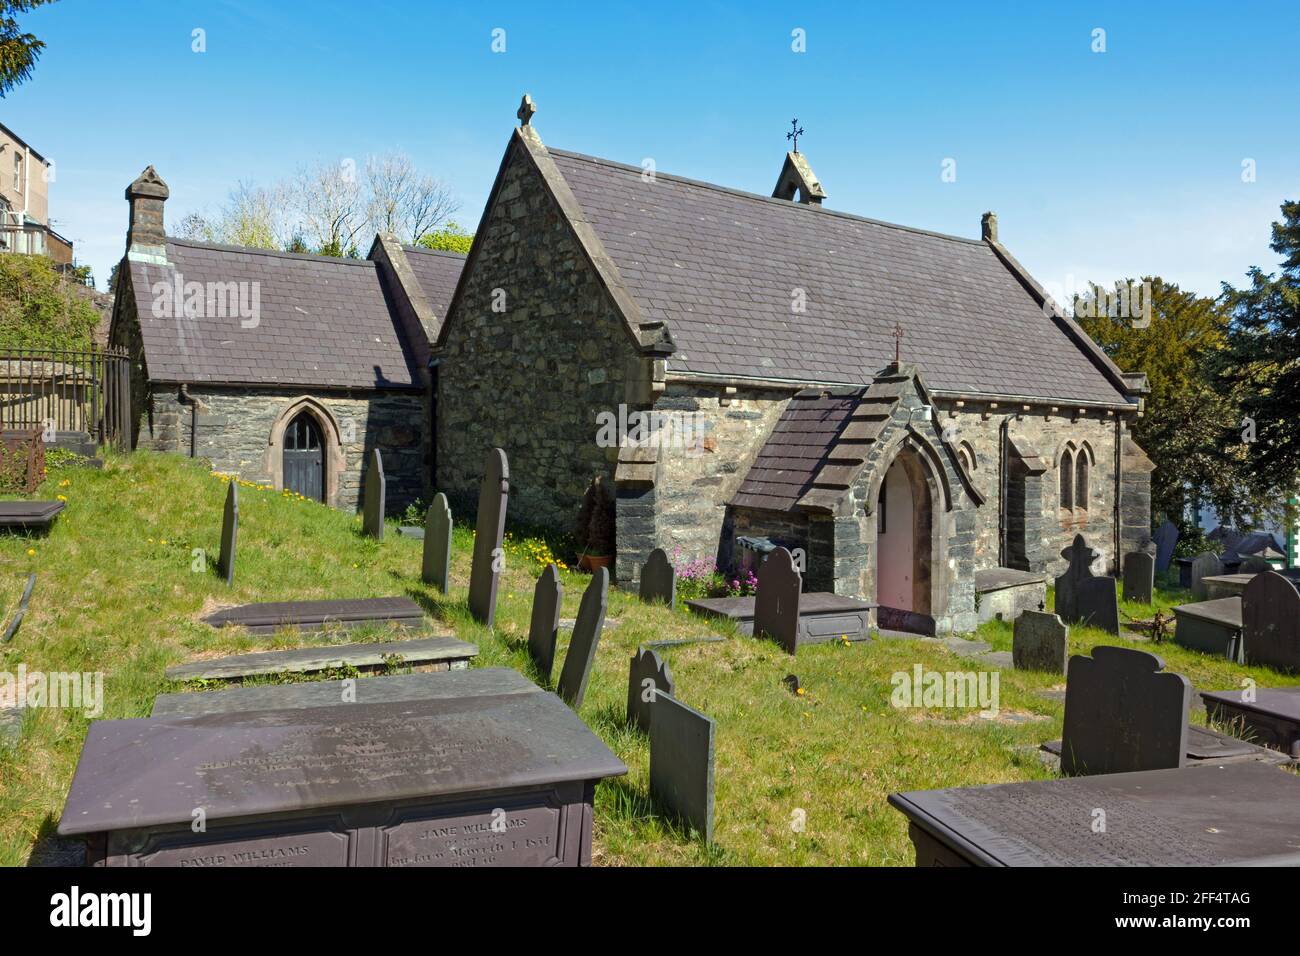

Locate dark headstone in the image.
[1189,551,1223,600]
[361,448,385,540]
[217,481,238,586]
[421,492,451,593]
[1012,610,1068,673]
[556,567,607,709]
[468,448,509,627]
[1153,520,1178,572]
[164,634,478,682]
[1122,551,1154,604]
[527,563,564,682]
[1061,646,1191,776]
[626,646,674,733]
[1242,571,1300,673]
[753,547,802,654]
[639,547,675,608]
[649,693,715,843]
[1054,535,1119,634]
[59,692,627,867]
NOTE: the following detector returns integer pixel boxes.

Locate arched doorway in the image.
[875,451,933,616]
[283,412,324,501]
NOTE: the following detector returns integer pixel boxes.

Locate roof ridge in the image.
[166,237,378,267]
[547,147,987,247]
[401,244,468,261]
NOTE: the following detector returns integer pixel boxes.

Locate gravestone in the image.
[1060,645,1191,776]
[1012,610,1068,673]
[421,493,452,593]
[1189,551,1223,600]
[556,567,607,709]
[649,693,715,843]
[216,481,238,586]
[1122,551,1154,604]
[527,563,564,682]
[626,646,674,733]
[1053,535,1119,634]
[1153,520,1178,572]
[1242,571,1300,673]
[639,548,675,608]
[753,547,802,654]
[1238,555,1271,574]
[361,448,385,540]
[468,448,509,627]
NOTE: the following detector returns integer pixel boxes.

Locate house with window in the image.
[0,121,73,265]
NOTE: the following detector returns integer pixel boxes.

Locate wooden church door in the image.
[283,412,324,501]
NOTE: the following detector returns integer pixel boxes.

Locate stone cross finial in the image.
[517,93,536,127]
[981,211,998,242]
[786,118,804,153]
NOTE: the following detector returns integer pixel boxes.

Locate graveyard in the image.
[2,449,1298,867]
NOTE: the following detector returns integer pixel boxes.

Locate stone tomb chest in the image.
[59,672,627,867]
[686,592,874,647]
[975,568,1047,624]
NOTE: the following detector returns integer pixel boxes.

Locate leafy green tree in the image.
[416,221,473,255]
[0,252,100,347]
[0,0,53,96]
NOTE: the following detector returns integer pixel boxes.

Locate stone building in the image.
[433,102,1153,634]
[108,166,464,514]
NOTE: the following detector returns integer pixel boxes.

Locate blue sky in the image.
[5,0,1297,297]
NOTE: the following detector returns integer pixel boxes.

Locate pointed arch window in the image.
[1075,452,1090,512]
[1059,447,1074,511]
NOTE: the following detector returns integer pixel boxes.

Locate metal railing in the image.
[0,346,131,449]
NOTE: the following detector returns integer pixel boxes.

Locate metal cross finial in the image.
[893,322,903,364]
[787,118,804,153]
[517,93,536,127]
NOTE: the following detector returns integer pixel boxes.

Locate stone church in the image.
[108,166,465,513]
[433,100,1153,633]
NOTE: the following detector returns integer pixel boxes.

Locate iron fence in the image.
[0,345,131,449]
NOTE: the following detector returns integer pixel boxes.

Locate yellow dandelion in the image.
[26,548,35,556]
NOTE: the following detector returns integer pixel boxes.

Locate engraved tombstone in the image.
[1242,571,1300,673]
[1012,610,1068,674]
[649,693,715,843]
[639,547,675,609]
[627,646,674,733]
[1189,551,1223,601]
[1054,535,1119,634]
[527,563,564,682]
[217,481,238,586]
[468,447,509,627]
[754,547,802,655]
[1061,645,1191,776]
[1122,551,1154,604]
[557,566,608,709]
[421,493,452,593]
[361,448,385,540]
[1153,520,1178,573]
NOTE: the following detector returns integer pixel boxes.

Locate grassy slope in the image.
[0,451,1296,867]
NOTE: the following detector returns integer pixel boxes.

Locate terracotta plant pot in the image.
[578,552,612,573]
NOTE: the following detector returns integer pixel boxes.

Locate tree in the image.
[1220,200,1300,500]
[416,221,474,255]
[0,252,100,347]
[288,160,367,258]
[0,0,53,96]
[365,151,458,244]
[176,181,289,250]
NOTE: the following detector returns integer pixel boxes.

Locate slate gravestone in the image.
[557,567,607,709]
[1060,646,1191,776]
[1153,520,1178,573]
[1190,551,1223,600]
[217,481,238,586]
[1053,535,1119,634]
[421,493,451,593]
[649,693,715,843]
[627,646,674,733]
[753,547,802,654]
[468,448,509,627]
[1242,571,1300,673]
[1122,551,1154,604]
[361,449,385,540]
[639,548,675,608]
[527,563,564,682]
[1012,610,1068,673]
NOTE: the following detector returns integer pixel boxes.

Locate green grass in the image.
[0,450,1296,866]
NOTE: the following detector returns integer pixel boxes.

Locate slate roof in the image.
[127,239,422,389]
[547,149,1128,405]
[402,245,467,321]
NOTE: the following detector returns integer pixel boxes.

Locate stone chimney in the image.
[981,211,998,243]
[126,165,169,263]
[772,151,826,206]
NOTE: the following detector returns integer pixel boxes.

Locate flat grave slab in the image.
[890,761,1300,866]
[1172,597,1243,662]
[165,635,477,682]
[686,592,875,648]
[203,596,427,634]
[1202,686,1300,759]
[0,500,64,528]
[153,667,538,718]
[0,705,24,747]
[59,690,627,867]
[1043,722,1281,766]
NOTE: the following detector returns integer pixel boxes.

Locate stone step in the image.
[203,596,427,634]
[165,634,478,682]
